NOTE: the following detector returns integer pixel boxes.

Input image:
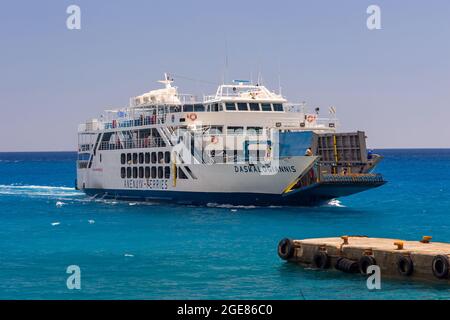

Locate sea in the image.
[0,149,449,299]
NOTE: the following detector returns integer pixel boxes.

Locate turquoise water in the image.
[0,150,449,299]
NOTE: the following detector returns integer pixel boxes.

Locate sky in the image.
[0,0,449,151]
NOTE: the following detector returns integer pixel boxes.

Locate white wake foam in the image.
[0,184,83,198]
[327,199,346,207]
[206,203,257,209]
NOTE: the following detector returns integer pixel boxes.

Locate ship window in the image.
[183,105,194,112]
[164,152,171,163]
[133,167,138,178]
[194,104,205,112]
[145,166,150,178]
[209,126,223,134]
[237,149,244,162]
[133,153,138,164]
[121,153,126,164]
[261,103,272,111]
[210,103,219,112]
[247,127,263,134]
[145,152,150,164]
[227,126,244,134]
[225,102,236,111]
[164,166,170,179]
[237,103,248,111]
[151,152,157,164]
[127,153,132,164]
[139,167,144,178]
[249,103,260,111]
[273,103,284,111]
[127,167,132,178]
[139,153,144,164]
[158,167,163,179]
[151,167,156,179]
[121,167,126,179]
[99,154,102,162]
[158,152,164,163]
[169,105,181,113]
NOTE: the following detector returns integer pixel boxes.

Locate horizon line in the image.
[1,147,450,153]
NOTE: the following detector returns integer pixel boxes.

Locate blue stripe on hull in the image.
[84,188,329,206]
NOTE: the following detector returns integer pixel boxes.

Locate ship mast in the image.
[158,73,174,89]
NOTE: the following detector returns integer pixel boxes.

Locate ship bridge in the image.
[204,81,286,104]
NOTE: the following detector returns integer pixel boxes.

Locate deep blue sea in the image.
[0,149,449,299]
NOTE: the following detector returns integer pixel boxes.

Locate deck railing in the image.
[320,173,384,184]
[99,137,166,151]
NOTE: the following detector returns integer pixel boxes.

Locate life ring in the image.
[277,238,295,260]
[396,255,414,276]
[306,115,316,123]
[189,113,197,121]
[359,255,377,275]
[313,251,330,269]
[432,255,449,279]
[211,136,219,144]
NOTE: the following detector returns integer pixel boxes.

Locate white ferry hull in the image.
[79,155,322,205]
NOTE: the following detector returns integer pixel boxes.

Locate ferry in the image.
[76,74,385,206]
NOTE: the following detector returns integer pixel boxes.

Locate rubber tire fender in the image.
[396,255,414,276]
[335,257,359,273]
[359,255,377,275]
[313,251,330,269]
[432,255,450,279]
[278,238,295,260]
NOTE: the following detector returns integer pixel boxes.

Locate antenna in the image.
[158,72,173,89]
[223,38,229,84]
[278,73,282,96]
[277,59,282,95]
[256,56,261,85]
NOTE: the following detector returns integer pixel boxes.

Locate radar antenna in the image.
[158,73,174,89]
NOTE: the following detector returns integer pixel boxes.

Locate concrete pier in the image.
[278,236,450,281]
